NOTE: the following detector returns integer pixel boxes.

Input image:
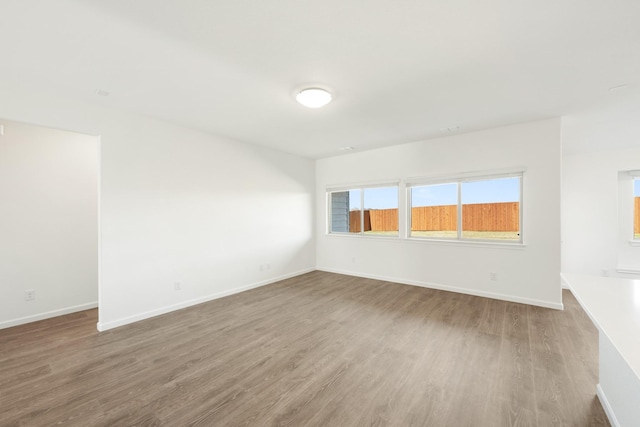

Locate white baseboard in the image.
[97,268,315,331]
[597,384,620,427]
[0,302,98,330]
[317,267,564,310]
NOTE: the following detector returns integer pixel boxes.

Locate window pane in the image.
[635,179,639,239]
[461,177,520,240]
[410,183,458,238]
[329,189,361,233]
[364,186,398,236]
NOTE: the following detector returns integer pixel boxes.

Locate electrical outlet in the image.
[489,272,498,281]
[25,289,35,301]
[174,281,182,291]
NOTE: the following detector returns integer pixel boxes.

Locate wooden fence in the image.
[636,197,640,234]
[411,205,456,231]
[349,198,639,233]
[461,202,519,232]
[349,202,520,232]
[349,210,369,233]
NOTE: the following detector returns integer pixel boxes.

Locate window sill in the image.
[325,233,526,249]
[326,233,401,240]
[405,237,526,249]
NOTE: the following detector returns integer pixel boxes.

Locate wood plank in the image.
[0,272,609,426]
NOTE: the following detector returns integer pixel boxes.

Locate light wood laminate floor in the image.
[0,271,609,426]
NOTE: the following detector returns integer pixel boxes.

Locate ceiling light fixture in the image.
[296,88,332,108]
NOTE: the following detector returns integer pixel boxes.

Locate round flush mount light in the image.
[296,87,332,108]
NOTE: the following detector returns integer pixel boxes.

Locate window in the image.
[635,178,639,240]
[409,183,457,239]
[616,171,640,273]
[364,187,399,236]
[328,185,398,236]
[408,173,522,242]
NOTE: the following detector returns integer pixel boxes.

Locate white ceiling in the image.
[2,0,640,158]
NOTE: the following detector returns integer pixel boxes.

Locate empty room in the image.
[1,1,639,426]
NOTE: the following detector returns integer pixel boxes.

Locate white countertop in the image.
[562,273,640,381]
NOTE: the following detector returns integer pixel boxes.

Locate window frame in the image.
[633,174,640,242]
[326,182,400,238]
[616,171,640,274]
[406,172,524,244]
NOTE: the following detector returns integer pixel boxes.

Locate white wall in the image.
[0,83,315,330]
[316,119,562,309]
[562,111,640,278]
[0,119,98,328]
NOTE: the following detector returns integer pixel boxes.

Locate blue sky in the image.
[461,177,520,204]
[347,177,520,210]
[635,178,640,197]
